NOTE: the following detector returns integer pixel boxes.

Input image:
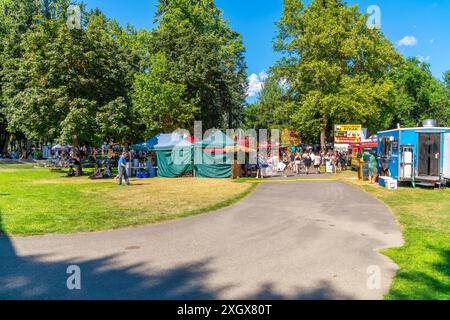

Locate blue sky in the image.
[85,0,450,101]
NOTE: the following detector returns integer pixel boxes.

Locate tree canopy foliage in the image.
[1,0,140,147]
[388,58,449,127]
[272,0,402,147]
[0,0,449,152]
[0,0,247,150]
[133,0,247,136]
[247,0,449,147]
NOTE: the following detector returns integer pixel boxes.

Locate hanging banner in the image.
[334,125,362,144]
[281,129,302,147]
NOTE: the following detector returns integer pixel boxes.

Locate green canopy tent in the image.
[131,133,193,178]
[194,130,235,178]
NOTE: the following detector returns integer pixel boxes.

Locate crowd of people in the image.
[3,143,358,185]
[0,150,31,160]
[243,149,350,179]
[1,147,47,160]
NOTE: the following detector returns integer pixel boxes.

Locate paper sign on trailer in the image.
[444,133,450,179]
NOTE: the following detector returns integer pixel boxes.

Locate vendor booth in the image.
[377,120,450,187]
[132,133,193,178]
[132,130,265,179]
[194,130,235,178]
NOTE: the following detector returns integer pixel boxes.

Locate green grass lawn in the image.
[343,174,450,300]
[0,164,254,236]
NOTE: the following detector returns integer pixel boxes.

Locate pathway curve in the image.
[0,181,403,300]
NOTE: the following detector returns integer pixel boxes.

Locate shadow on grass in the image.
[387,245,450,300]
[0,210,352,300]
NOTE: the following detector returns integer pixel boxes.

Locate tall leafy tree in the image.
[2,1,140,149]
[0,0,9,153]
[243,76,293,131]
[389,58,449,127]
[133,53,199,136]
[444,71,450,87]
[133,0,247,134]
[0,0,39,153]
[444,71,450,125]
[273,0,401,149]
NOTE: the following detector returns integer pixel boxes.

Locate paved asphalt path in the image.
[0,181,403,300]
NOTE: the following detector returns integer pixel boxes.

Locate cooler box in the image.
[136,172,149,179]
[379,176,391,188]
[387,179,398,190]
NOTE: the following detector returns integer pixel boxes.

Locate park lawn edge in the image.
[237,174,450,300]
[341,177,450,300]
[120,181,258,231]
[340,179,406,300]
[2,181,258,238]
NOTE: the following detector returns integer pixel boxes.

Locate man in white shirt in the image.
[313,153,322,174]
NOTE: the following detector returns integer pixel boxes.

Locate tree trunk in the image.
[0,118,9,154]
[320,114,329,152]
[0,132,9,154]
[25,140,32,158]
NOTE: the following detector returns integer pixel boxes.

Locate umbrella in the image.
[51,144,72,151]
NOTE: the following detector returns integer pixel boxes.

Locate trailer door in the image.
[444,133,450,179]
[418,133,441,176]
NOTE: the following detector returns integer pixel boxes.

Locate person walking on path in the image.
[294,153,301,174]
[282,153,290,178]
[313,153,322,174]
[118,152,130,186]
[305,153,312,175]
[365,152,379,184]
[256,153,268,179]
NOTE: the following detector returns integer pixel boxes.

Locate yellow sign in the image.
[334,124,362,144]
[281,129,302,147]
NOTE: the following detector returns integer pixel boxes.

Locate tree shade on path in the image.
[0,181,403,300]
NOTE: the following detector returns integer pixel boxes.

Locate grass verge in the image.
[0,164,255,236]
[340,172,450,300]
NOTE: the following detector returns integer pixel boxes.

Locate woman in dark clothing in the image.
[72,157,82,177]
[305,154,312,175]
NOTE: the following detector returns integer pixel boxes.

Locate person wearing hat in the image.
[117,152,130,186]
[363,151,378,184]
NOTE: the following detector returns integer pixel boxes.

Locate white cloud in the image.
[416,55,430,62]
[397,35,418,47]
[429,39,435,45]
[247,71,268,97]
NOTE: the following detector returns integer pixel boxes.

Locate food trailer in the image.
[350,141,378,179]
[377,120,450,187]
[350,140,378,171]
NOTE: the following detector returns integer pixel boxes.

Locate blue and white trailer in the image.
[377,121,450,187]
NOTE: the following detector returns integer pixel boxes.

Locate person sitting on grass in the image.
[103,164,111,178]
[67,165,76,177]
[90,164,103,180]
